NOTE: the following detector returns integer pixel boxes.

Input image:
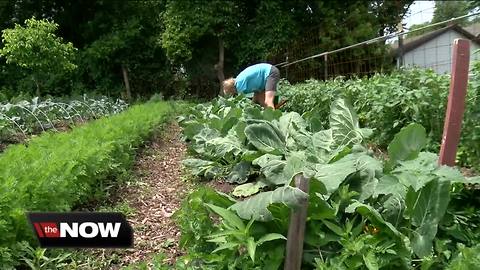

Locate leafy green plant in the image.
[18,242,71,270]
[0,17,77,96]
[0,101,173,268]
[278,68,480,172]
[0,95,128,143]
[178,96,480,269]
[206,204,286,263]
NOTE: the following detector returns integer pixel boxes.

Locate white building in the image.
[394,24,480,74]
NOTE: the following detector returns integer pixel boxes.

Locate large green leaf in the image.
[282,154,310,184]
[232,181,268,197]
[374,175,406,198]
[259,153,310,186]
[182,158,218,177]
[247,237,256,262]
[260,159,286,185]
[329,98,364,147]
[314,154,358,196]
[182,121,204,140]
[192,127,221,154]
[234,120,247,143]
[405,179,450,258]
[434,166,466,183]
[205,203,245,231]
[256,233,286,246]
[205,135,244,159]
[363,251,379,270]
[312,129,334,152]
[308,191,335,220]
[262,108,283,121]
[243,107,263,120]
[356,154,382,179]
[392,152,437,192]
[279,112,307,134]
[387,123,427,168]
[244,122,285,154]
[252,154,283,168]
[302,111,324,132]
[226,161,252,184]
[221,114,241,135]
[230,186,308,221]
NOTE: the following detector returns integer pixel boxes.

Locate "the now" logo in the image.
[28,213,133,248]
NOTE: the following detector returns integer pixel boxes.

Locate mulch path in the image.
[98,122,191,268]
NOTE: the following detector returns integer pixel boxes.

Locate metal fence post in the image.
[284,174,309,270]
[286,54,289,81]
[397,22,404,68]
[324,54,328,80]
[438,38,470,166]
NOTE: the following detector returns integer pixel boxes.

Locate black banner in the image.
[27,212,133,248]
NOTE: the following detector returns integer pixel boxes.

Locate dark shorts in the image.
[266,65,280,92]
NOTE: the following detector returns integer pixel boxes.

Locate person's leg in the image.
[253,91,266,106]
[264,66,280,109]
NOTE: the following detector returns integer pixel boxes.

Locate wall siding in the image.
[401,30,480,74]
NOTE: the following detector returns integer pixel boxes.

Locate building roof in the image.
[464,22,480,37]
[392,24,480,56]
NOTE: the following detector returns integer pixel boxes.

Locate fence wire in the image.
[269,9,480,83]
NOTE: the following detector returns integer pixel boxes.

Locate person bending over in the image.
[222,63,280,109]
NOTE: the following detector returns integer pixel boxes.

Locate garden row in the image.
[278,68,480,172]
[0,95,128,143]
[0,101,173,269]
[176,95,480,269]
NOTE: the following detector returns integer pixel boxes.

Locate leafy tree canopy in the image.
[0,17,76,73]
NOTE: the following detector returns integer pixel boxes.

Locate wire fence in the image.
[268,8,480,83]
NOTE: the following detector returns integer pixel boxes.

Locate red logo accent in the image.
[33,222,59,238]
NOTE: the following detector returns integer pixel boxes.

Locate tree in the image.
[431,1,470,25]
[161,0,239,94]
[406,22,431,38]
[78,1,173,99]
[161,0,413,97]
[0,18,77,96]
[406,1,473,39]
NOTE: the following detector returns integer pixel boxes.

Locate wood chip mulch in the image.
[111,122,190,267]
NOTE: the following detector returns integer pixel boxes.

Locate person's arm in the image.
[264,90,275,109]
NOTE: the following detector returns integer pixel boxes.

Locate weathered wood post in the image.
[438,39,470,166]
[284,174,309,270]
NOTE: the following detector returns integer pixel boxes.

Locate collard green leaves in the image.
[244,122,285,154]
[180,95,479,269]
[405,179,450,257]
[229,186,308,221]
[329,98,365,147]
[387,123,427,169]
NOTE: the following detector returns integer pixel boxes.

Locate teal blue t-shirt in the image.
[235,63,272,94]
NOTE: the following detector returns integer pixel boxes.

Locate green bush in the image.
[0,101,173,268]
[278,68,480,171]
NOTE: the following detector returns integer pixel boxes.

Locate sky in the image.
[403,1,435,29]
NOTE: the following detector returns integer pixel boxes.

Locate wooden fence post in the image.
[284,174,309,270]
[438,39,470,166]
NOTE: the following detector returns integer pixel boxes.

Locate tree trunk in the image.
[122,64,132,101]
[214,38,225,95]
[33,75,40,97]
